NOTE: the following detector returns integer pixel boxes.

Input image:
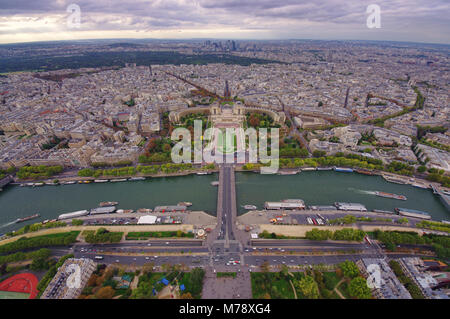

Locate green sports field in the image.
[0,290,29,299]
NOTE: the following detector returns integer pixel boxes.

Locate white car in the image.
[145,257,150,260]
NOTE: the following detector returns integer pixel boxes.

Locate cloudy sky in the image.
[0,0,449,44]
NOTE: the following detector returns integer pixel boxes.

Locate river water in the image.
[0,174,218,234]
[236,171,449,218]
[0,171,448,234]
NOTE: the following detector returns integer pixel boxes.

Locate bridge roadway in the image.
[207,164,242,265]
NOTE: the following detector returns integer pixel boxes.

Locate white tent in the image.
[137,215,157,224]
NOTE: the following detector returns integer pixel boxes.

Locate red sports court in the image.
[0,273,39,299]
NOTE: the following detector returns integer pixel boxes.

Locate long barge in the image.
[334,167,353,173]
[58,210,89,220]
[99,201,119,207]
[395,208,432,220]
[129,177,146,181]
[15,213,40,223]
[264,200,306,210]
[382,174,408,185]
[278,170,299,175]
[334,202,367,211]
[354,168,377,176]
[375,191,407,201]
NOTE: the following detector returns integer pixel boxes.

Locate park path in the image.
[334,279,346,299]
[289,279,298,299]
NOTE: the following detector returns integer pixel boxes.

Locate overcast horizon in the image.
[0,0,449,45]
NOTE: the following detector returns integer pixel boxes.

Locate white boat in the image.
[197,172,209,175]
[411,183,428,189]
[243,205,257,210]
[110,178,127,182]
[211,181,219,186]
[94,179,109,183]
[130,177,146,181]
[278,170,298,175]
[382,174,407,185]
[334,167,353,173]
[62,181,76,185]
[301,167,316,171]
[178,202,192,207]
[334,202,367,212]
[99,201,119,207]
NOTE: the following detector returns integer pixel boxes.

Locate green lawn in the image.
[216,272,237,278]
[337,281,351,299]
[216,129,236,154]
[126,231,194,240]
[251,272,296,299]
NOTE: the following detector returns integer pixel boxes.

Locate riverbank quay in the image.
[0,210,217,243]
[239,209,412,223]
[238,210,450,236]
[0,224,200,245]
[72,210,217,227]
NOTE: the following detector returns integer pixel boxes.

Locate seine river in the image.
[0,171,448,234]
[236,171,449,218]
[0,174,219,234]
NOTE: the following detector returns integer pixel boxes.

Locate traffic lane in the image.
[50,248,73,258]
[75,253,210,266]
[74,247,208,254]
[223,166,235,241]
[244,254,363,266]
[251,240,369,249]
[75,240,204,249]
